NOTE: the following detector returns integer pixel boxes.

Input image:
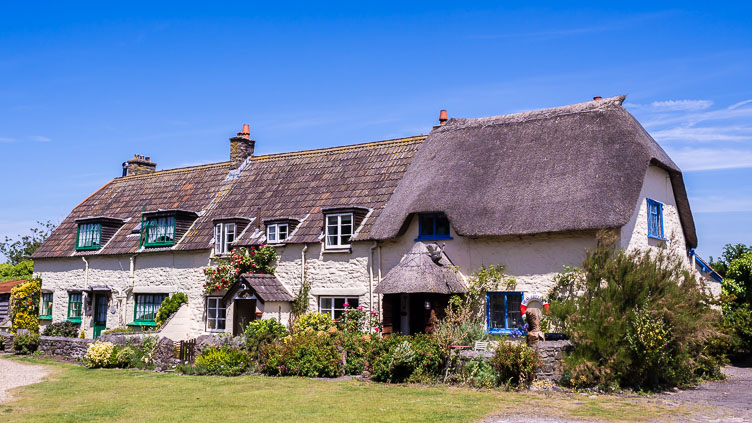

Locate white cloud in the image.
[649,99,713,111]
[652,126,752,142]
[30,135,52,142]
[666,147,752,171]
[728,99,752,110]
[0,137,15,143]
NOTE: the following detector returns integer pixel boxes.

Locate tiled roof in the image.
[0,280,25,294]
[33,135,425,258]
[241,274,294,302]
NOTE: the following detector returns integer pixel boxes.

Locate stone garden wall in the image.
[38,336,94,358]
[536,340,574,381]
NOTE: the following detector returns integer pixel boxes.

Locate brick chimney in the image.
[229,123,255,169]
[125,154,156,176]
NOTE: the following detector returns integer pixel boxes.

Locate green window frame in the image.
[40,292,53,320]
[76,223,102,250]
[143,216,176,247]
[131,294,167,326]
[67,292,82,322]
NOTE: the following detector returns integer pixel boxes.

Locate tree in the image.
[709,243,751,278]
[0,220,56,265]
[721,251,752,352]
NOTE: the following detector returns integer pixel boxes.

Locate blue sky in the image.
[1,2,751,261]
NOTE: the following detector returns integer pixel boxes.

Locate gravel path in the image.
[0,356,50,404]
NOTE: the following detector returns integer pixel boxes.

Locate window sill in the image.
[647,235,667,241]
[487,328,527,335]
[144,243,175,248]
[322,247,352,254]
[128,321,157,327]
[75,246,101,251]
[67,317,82,323]
[414,236,453,242]
[39,316,52,321]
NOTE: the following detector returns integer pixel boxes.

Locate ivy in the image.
[10,278,42,334]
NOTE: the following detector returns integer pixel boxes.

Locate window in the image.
[416,213,451,241]
[133,294,167,325]
[267,223,289,244]
[319,297,359,319]
[67,292,82,322]
[647,198,665,240]
[325,213,353,249]
[486,292,523,335]
[144,216,176,247]
[76,223,101,250]
[206,297,226,331]
[40,293,53,319]
[214,222,236,255]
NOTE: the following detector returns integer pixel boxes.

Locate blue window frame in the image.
[486,292,524,335]
[646,198,665,240]
[415,213,452,241]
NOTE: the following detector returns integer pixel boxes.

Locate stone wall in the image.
[536,340,574,382]
[0,331,12,353]
[38,336,94,359]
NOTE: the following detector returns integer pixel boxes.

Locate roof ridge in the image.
[442,95,627,130]
[116,161,231,181]
[252,135,427,162]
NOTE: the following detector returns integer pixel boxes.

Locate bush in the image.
[722,251,752,353]
[114,346,136,368]
[85,341,116,368]
[10,278,41,334]
[13,333,40,354]
[42,321,80,337]
[293,312,334,333]
[261,332,342,378]
[335,304,381,333]
[549,233,723,390]
[490,341,542,387]
[335,332,373,375]
[155,292,188,327]
[462,357,498,388]
[245,318,288,356]
[0,260,33,282]
[370,334,444,383]
[195,346,251,376]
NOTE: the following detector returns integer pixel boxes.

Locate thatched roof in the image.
[223,274,294,303]
[374,242,467,294]
[369,95,697,248]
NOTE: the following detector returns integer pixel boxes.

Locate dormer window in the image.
[144,216,176,247]
[326,213,353,249]
[76,223,102,250]
[267,223,288,244]
[416,213,452,241]
[214,222,236,255]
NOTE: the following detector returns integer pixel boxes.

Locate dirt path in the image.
[0,356,50,404]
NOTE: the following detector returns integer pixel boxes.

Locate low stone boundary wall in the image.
[38,336,94,358]
[458,340,573,382]
[0,331,12,353]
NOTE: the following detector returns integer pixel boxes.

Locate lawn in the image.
[1,357,698,423]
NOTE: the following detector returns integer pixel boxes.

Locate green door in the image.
[93,294,108,339]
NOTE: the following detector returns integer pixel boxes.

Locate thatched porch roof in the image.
[375,242,467,294]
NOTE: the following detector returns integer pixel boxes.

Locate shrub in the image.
[155,292,188,327]
[722,251,752,353]
[114,346,136,368]
[244,318,288,356]
[293,312,334,333]
[490,341,542,387]
[462,357,498,388]
[9,278,41,334]
[335,332,373,375]
[195,346,251,376]
[0,260,33,282]
[42,321,80,338]
[370,334,444,383]
[335,304,381,333]
[13,333,40,354]
[85,341,115,368]
[549,233,722,390]
[261,332,342,378]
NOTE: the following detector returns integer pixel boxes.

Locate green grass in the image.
[1,357,697,423]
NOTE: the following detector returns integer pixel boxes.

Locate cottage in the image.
[31,95,711,339]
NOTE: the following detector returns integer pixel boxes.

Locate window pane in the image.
[216,319,226,330]
[419,215,434,236]
[320,297,332,310]
[327,215,338,226]
[327,235,338,247]
[214,224,222,253]
[436,215,450,236]
[507,294,522,329]
[341,214,352,225]
[489,295,505,329]
[340,233,351,246]
[334,298,346,309]
[348,298,359,309]
[268,225,276,242]
[279,224,288,240]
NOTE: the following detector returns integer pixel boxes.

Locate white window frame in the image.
[318,296,360,319]
[325,213,353,249]
[266,223,289,244]
[213,222,236,255]
[206,297,226,331]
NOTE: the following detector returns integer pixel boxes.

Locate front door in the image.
[93,294,108,339]
[233,299,256,335]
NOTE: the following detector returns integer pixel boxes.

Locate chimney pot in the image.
[125,154,156,176]
[439,109,448,125]
[593,96,603,101]
[229,123,255,169]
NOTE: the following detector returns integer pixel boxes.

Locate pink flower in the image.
[343,302,349,308]
[357,306,363,311]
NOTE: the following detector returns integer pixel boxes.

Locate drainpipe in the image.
[369,242,378,316]
[377,245,383,321]
[301,244,308,285]
[81,257,89,289]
